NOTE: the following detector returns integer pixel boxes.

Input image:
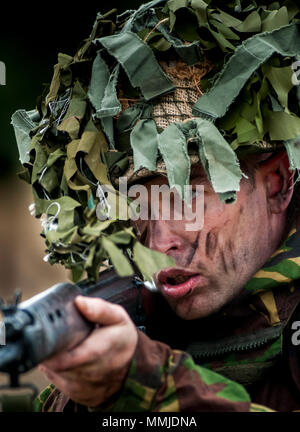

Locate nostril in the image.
[148,221,182,254]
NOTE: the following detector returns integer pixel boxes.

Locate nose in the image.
[147,220,184,258]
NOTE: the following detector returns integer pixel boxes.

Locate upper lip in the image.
[156,267,201,285]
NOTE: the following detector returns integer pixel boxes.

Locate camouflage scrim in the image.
[10,0,300,283]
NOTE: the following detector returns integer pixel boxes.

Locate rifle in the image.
[0,268,147,411]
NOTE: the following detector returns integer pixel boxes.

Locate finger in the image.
[41,350,92,372]
[40,330,103,372]
[63,324,133,371]
[75,296,128,326]
[42,323,132,372]
[39,365,71,393]
[40,341,94,371]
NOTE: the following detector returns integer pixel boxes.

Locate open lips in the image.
[157,268,203,299]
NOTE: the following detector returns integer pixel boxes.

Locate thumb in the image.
[75,296,127,326]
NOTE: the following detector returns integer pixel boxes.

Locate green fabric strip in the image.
[133,242,175,281]
[158,122,191,200]
[87,52,120,148]
[116,103,145,134]
[99,31,175,101]
[101,117,115,150]
[149,11,203,65]
[57,81,87,140]
[284,135,300,170]
[88,49,117,147]
[88,52,121,119]
[97,64,121,118]
[160,27,202,66]
[193,23,300,120]
[102,237,133,277]
[140,117,244,202]
[11,109,40,164]
[132,7,203,64]
[193,118,243,196]
[264,64,294,109]
[87,50,109,115]
[265,111,300,141]
[123,0,168,33]
[33,195,81,247]
[131,118,159,172]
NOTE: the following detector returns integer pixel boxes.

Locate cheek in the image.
[203,194,231,228]
[202,193,250,243]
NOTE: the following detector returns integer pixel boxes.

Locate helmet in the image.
[11,0,300,281]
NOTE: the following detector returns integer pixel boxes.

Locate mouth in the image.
[156,268,203,300]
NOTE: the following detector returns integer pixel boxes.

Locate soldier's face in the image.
[133,163,284,320]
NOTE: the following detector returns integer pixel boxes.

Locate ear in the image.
[259,151,294,214]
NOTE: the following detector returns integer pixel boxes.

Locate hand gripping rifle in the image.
[0,269,147,411]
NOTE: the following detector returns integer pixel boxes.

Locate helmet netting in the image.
[117,59,213,129]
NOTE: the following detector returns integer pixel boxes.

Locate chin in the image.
[172,296,218,320]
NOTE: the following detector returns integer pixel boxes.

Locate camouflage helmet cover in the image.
[11,0,300,281]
